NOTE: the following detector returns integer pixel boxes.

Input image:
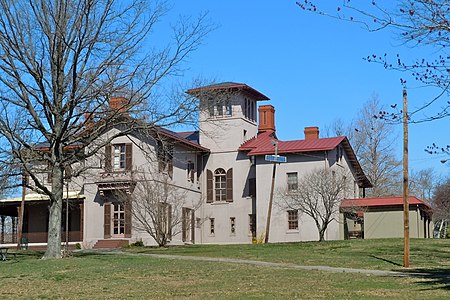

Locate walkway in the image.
[86,249,417,277]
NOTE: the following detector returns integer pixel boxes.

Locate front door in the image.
[112,202,125,238]
[104,200,131,239]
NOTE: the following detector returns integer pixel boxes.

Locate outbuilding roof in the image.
[340,196,432,210]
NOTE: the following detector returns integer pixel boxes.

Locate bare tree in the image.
[352,95,402,197]
[280,168,348,241]
[298,1,450,124]
[409,167,438,202]
[127,173,194,247]
[325,95,402,197]
[432,177,450,238]
[0,0,212,258]
[323,118,354,140]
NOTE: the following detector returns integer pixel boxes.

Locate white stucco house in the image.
[0,82,371,248]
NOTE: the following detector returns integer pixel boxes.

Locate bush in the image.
[75,243,82,250]
[131,240,144,247]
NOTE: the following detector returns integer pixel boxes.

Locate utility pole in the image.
[403,89,410,268]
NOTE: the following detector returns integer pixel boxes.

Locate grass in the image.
[126,238,450,271]
[0,239,449,299]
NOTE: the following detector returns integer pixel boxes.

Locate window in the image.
[225,99,232,115]
[336,146,343,163]
[113,144,126,170]
[187,161,195,182]
[207,98,214,116]
[214,169,226,201]
[249,214,256,237]
[157,141,173,177]
[243,98,255,120]
[287,172,298,191]
[230,217,236,235]
[216,103,223,116]
[210,218,215,235]
[288,210,298,230]
[206,168,233,203]
[208,97,232,117]
[244,98,248,118]
[105,143,132,171]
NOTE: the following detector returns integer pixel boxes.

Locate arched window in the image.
[206,168,233,203]
[214,168,226,201]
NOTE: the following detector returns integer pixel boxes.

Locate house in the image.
[339,196,433,239]
[0,82,372,248]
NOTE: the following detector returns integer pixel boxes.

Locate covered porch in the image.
[0,191,84,246]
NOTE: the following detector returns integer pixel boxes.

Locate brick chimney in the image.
[84,112,94,129]
[109,97,129,113]
[304,126,319,140]
[258,105,275,133]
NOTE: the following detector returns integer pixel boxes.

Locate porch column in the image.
[79,203,84,242]
[1,215,4,244]
[12,215,17,243]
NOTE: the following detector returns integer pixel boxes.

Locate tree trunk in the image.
[318,229,325,242]
[43,165,64,259]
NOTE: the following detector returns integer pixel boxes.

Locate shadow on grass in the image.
[402,268,450,291]
[370,255,402,267]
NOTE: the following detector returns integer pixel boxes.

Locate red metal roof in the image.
[239,130,345,155]
[239,131,372,188]
[340,196,432,210]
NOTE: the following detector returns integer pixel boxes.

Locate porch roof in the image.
[0,191,84,203]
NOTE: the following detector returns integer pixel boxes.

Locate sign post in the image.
[264,142,287,243]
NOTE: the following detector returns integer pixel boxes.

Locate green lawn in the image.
[126,238,450,271]
[0,239,449,299]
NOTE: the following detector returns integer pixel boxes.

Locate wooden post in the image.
[403,89,410,268]
[65,182,69,254]
[16,174,27,250]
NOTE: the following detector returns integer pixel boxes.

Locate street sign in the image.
[265,154,287,163]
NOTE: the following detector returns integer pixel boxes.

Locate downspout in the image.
[200,151,209,244]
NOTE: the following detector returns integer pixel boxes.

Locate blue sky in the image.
[162,1,449,177]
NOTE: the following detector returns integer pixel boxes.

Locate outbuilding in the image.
[340,196,433,240]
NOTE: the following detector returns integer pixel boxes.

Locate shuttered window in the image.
[206,168,233,203]
[214,168,226,201]
[105,143,132,171]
